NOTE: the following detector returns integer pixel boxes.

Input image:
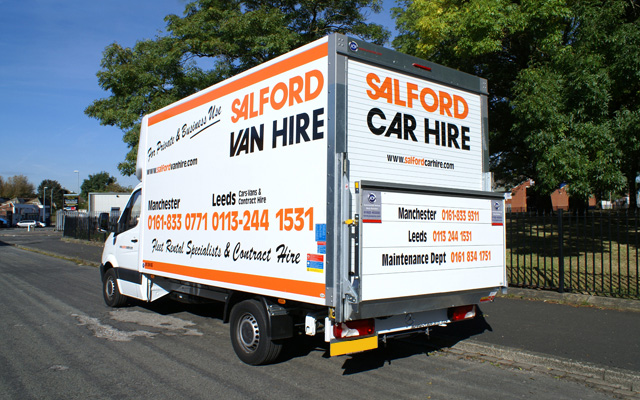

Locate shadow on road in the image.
[130,296,226,319]
[115,297,492,370]
[269,307,494,369]
[339,309,492,375]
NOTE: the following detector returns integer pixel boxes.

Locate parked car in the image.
[16,220,45,228]
[0,217,8,228]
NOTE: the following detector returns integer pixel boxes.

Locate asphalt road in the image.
[0,242,624,400]
[476,298,640,372]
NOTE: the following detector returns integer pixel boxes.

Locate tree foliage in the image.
[105,182,133,193]
[80,172,118,198]
[393,0,640,204]
[86,0,389,176]
[0,175,36,199]
[36,180,69,211]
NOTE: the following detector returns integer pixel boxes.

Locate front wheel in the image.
[229,299,283,365]
[102,268,127,307]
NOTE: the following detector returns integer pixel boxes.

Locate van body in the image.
[100,34,506,365]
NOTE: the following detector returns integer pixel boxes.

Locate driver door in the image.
[114,189,142,283]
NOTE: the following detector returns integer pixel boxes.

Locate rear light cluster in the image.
[333,319,375,338]
[448,305,476,322]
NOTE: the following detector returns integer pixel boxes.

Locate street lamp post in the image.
[74,170,79,194]
[49,187,53,226]
[43,186,48,223]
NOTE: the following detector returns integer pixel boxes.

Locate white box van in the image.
[99,34,506,365]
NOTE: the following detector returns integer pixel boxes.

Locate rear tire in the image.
[103,268,127,307]
[229,299,283,365]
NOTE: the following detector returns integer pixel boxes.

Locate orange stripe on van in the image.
[148,42,329,126]
[143,260,326,299]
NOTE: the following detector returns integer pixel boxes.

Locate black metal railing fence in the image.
[61,211,119,243]
[507,210,640,299]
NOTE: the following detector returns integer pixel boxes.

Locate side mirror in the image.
[98,212,110,232]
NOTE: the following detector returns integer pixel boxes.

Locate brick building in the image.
[505,181,596,212]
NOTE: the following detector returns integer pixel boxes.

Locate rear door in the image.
[357,184,506,302]
[336,37,503,318]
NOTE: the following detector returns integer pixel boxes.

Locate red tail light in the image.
[333,319,375,338]
[449,305,476,322]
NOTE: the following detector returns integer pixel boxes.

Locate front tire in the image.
[229,299,283,365]
[103,268,127,307]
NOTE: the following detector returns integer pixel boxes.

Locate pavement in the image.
[0,227,104,267]
[1,227,639,398]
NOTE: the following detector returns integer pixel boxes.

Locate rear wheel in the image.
[229,299,283,365]
[103,268,127,307]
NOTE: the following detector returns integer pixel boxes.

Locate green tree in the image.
[86,0,389,176]
[1,175,36,199]
[36,180,68,211]
[81,172,117,199]
[105,182,133,193]
[393,0,639,205]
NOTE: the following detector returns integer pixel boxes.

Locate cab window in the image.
[118,190,141,232]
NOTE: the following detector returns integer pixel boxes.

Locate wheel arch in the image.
[100,261,114,281]
[224,293,293,340]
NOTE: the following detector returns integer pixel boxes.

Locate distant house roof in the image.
[7,197,39,205]
[25,198,42,206]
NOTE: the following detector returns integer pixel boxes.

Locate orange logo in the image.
[366,73,469,120]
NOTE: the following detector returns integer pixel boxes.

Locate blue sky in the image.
[0,0,398,193]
